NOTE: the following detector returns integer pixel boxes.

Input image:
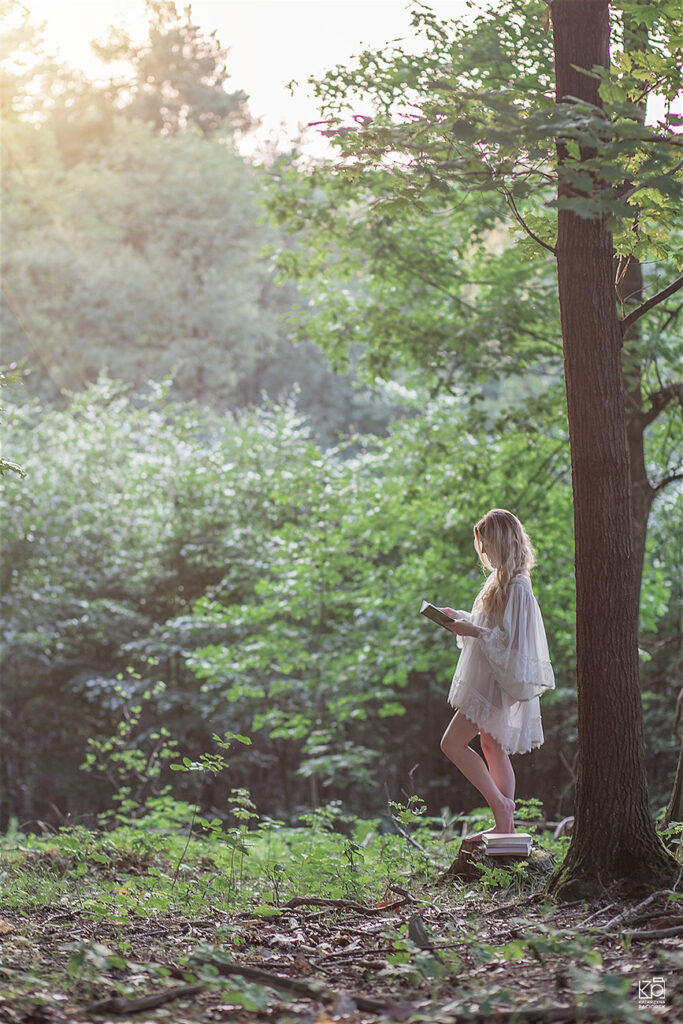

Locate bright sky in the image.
[24,0,473,156]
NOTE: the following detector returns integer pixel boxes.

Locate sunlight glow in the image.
[22,1,473,156]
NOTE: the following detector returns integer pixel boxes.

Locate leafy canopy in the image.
[268,0,682,389]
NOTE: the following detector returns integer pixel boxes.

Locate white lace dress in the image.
[447,574,555,755]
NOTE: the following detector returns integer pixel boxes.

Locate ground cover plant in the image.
[1,792,681,1023]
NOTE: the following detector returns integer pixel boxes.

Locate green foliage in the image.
[303,0,682,256]
[514,797,546,824]
[1,378,677,826]
[1,116,283,405]
[268,154,562,388]
[0,793,550,921]
[266,0,682,495]
[187,394,575,802]
[80,680,180,823]
[0,368,25,479]
[66,939,129,981]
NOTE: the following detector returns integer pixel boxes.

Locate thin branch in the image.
[283,895,408,914]
[627,925,683,940]
[513,161,556,184]
[660,300,683,334]
[618,157,683,202]
[171,803,198,886]
[640,382,683,429]
[615,253,631,290]
[502,188,557,256]
[621,274,683,333]
[631,73,673,109]
[653,470,683,495]
[653,631,683,650]
[559,749,578,783]
[600,890,668,931]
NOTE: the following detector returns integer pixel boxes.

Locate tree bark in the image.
[664,740,683,828]
[664,688,683,827]
[546,0,675,899]
[617,14,681,829]
[619,257,656,604]
[617,12,664,608]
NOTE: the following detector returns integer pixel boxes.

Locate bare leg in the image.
[480,730,516,834]
[441,711,515,834]
[480,731,515,801]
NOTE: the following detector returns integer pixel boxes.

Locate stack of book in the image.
[482,832,533,856]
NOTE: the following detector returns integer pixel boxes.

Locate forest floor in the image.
[0,812,681,1023]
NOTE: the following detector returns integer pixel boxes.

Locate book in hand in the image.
[482,832,533,856]
[420,600,456,630]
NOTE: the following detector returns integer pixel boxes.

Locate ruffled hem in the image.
[448,681,544,756]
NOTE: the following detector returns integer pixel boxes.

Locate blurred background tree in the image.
[91,0,252,139]
[0,2,404,442]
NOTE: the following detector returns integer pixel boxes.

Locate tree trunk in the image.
[664,743,683,828]
[619,0,654,608]
[663,689,683,827]
[546,0,675,899]
[619,256,656,604]
[618,13,680,827]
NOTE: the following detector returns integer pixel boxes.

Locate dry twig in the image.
[601,890,675,932]
[88,983,204,1016]
[625,924,683,940]
[191,956,387,1012]
[283,895,408,915]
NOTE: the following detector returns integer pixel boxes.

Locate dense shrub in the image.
[0,381,676,829]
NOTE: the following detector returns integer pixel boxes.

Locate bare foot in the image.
[493,796,515,835]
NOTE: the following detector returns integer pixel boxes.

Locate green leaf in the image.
[250,905,283,918]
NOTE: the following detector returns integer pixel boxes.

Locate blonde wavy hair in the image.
[473,509,536,624]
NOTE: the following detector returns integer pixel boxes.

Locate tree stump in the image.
[438,837,555,884]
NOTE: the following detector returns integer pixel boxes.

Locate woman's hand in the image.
[439,609,481,638]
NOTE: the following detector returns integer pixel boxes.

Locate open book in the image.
[420,599,456,630]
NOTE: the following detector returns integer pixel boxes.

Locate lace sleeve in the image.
[477,583,555,702]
